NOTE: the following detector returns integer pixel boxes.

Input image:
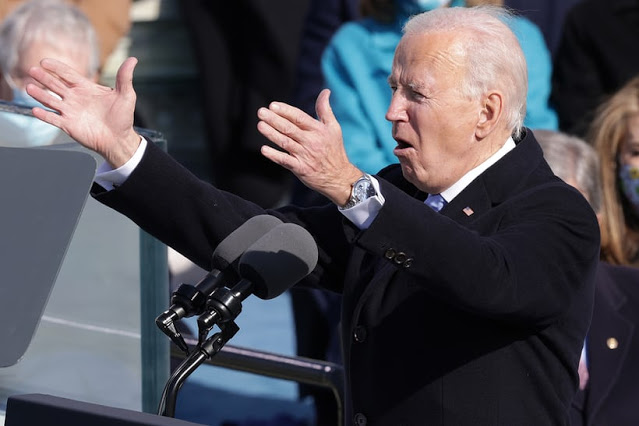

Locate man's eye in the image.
[411,91,426,101]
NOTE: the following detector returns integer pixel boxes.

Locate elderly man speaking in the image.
[26,5,599,426]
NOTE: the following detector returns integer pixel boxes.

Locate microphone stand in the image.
[157,318,240,417]
[155,272,223,354]
[157,283,248,418]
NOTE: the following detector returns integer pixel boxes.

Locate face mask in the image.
[397,0,449,15]
[618,164,639,215]
[0,108,60,147]
[396,0,465,17]
[0,87,60,147]
[0,73,61,147]
[416,0,449,8]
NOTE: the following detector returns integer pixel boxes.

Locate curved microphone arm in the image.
[158,319,240,417]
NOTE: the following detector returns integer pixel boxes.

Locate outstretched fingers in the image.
[27,87,63,128]
[260,144,299,171]
[257,104,307,155]
[39,58,84,86]
[27,64,69,102]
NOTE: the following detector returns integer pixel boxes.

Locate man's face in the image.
[386,31,485,194]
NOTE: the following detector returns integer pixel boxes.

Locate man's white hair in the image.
[403,6,528,138]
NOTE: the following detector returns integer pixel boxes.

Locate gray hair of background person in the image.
[535,129,602,213]
[0,0,100,80]
[403,5,528,139]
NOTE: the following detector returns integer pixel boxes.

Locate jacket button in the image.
[354,413,367,425]
[353,325,367,343]
[394,252,407,264]
[403,258,413,268]
[384,248,396,260]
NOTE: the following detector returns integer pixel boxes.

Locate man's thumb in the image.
[315,88,336,125]
[115,57,138,93]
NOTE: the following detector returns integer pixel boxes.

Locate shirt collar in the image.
[440,136,516,203]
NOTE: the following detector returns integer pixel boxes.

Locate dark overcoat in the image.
[95,129,600,425]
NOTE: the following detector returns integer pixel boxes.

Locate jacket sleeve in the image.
[93,140,352,293]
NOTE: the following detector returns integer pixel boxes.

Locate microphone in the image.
[239,222,319,299]
[156,214,283,352]
[197,222,318,342]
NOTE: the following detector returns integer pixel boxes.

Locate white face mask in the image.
[0,108,60,147]
[396,0,464,16]
[0,74,61,147]
[416,0,450,8]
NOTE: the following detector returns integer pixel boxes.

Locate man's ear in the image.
[476,91,503,139]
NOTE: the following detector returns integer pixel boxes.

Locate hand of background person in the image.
[26,57,141,168]
[257,88,362,206]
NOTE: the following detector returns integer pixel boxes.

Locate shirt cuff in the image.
[94,137,147,191]
[338,175,385,229]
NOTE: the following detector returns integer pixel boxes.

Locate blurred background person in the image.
[587,75,639,267]
[178,0,309,208]
[535,128,639,426]
[292,0,359,119]
[0,0,100,147]
[504,0,581,56]
[551,0,639,138]
[0,0,131,75]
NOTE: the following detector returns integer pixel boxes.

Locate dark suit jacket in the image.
[179,0,310,207]
[551,0,639,137]
[570,261,639,426]
[94,128,600,425]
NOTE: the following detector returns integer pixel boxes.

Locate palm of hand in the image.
[27,57,140,167]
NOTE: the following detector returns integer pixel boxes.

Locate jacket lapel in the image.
[441,128,547,224]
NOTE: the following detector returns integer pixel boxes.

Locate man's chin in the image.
[399,162,417,184]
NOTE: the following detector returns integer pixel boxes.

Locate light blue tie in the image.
[425,193,447,212]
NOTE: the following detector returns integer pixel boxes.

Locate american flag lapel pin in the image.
[463,206,474,216]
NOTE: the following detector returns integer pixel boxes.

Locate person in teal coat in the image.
[322,0,558,174]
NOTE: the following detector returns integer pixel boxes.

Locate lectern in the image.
[0,146,96,367]
[5,393,205,426]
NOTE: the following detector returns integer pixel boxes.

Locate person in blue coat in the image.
[323,0,558,174]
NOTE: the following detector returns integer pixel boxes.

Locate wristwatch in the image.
[341,174,377,209]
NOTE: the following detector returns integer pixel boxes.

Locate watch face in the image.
[341,175,376,209]
[353,177,374,201]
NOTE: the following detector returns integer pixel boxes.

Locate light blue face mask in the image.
[396,0,466,17]
[0,82,60,147]
[619,164,639,216]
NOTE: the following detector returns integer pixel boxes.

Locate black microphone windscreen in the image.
[238,223,318,300]
[212,215,283,270]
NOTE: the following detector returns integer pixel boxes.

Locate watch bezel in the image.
[342,174,375,209]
